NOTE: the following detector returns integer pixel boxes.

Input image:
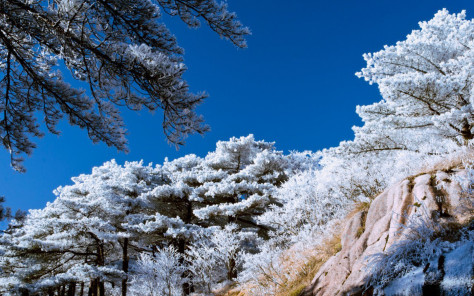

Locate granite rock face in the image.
[303,170,473,296]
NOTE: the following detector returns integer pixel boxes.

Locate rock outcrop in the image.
[303,170,473,296]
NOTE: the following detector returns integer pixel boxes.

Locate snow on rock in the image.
[383,267,424,296]
[441,240,474,295]
[377,238,473,296]
[302,169,473,296]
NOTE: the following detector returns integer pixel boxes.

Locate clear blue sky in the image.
[1,0,473,212]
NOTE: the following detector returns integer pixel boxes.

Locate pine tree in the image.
[0,160,175,295]
[0,0,249,171]
[340,9,474,158]
[192,135,289,238]
[0,136,306,295]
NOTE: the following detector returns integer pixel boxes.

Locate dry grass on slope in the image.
[275,230,343,296]
[222,227,343,296]
[224,202,381,296]
[223,198,380,296]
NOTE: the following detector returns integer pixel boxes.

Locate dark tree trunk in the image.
[60,285,66,296]
[81,252,87,296]
[67,282,76,296]
[179,200,194,295]
[98,282,105,296]
[178,240,193,295]
[461,118,473,143]
[122,237,129,296]
[87,233,106,296]
[224,212,238,281]
[227,257,237,280]
[96,241,105,296]
[88,280,96,296]
[87,279,105,296]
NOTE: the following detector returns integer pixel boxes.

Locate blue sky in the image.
[1,0,474,212]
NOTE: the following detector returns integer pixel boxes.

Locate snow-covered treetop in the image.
[335,9,474,159]
[204,135,276,172]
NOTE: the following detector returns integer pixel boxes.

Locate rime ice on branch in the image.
[0,135,315,295]
[338,9,474,157]
[0,0,250,171]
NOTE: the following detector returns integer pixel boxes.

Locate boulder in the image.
[303,170,472,296]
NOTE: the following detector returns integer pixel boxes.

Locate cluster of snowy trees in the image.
[237,9,474,294]
[0,135,318,295]
[0,8,473,296]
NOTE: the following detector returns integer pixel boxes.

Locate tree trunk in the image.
[96,242,105,296]
[67,282,76,296]
[122,237,129,296]
[227,205,238,281]
[227,257,237,280]
[88,280,96,296]
[87,279,104,296]
[60,285,66,296]
[461,118,473,144]
[81,252,87,296]
[178,238,192,295]
[87,233,106,296]
[98,282,105,296]
[178,200,195,295]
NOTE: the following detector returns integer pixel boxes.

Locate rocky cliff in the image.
[303,169,473,296]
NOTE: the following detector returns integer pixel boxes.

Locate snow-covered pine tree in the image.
[0,160,194,296]
[339,9,474,157]
[139,153,208,295]
[0,0,249,171]
[0,135,307,295]
[193,135,288,237]
[173,135,289,287]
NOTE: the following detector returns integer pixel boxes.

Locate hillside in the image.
[225,163,473,296]
[303,169,473,295]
